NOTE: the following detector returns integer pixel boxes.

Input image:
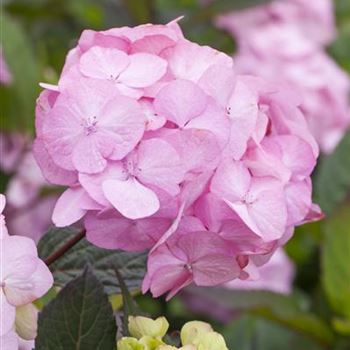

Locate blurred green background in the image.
[1,1,350,349]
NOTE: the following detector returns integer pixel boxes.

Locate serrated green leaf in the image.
[35,268,117,350]
[322,204,350,319]
[38,227,147,295]
[188,287,334,346]
[315,132,350,215]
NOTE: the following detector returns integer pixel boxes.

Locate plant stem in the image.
[44,229,86,266]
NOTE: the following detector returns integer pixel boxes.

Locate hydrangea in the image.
[216,0,350,153]
[34,20,320,299]
[0,194,53,349]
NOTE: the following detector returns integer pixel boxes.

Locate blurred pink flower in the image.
[226,248,295,294]
[34,21,320,298]
[0,134,58,242]
[216,0,350,153]
[0,47,12,85]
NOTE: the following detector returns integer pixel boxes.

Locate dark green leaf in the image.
[223,315,323,350]
[315,132,350,215]
[38,227,147,294]
[188,287,334,347]
[35,268,117,350]
[322,204,350,319]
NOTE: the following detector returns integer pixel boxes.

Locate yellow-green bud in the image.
[139,335,164,350]
[15,303,38,340]
[129,316,169,339]
[117,337,145,350]
[180,321,213,345]
[197,332,228,350]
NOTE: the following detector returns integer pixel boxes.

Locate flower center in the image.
[242,193,255,205]
[82,116,98,135]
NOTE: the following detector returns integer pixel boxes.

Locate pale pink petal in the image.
[185,101,230,148]
[162,129,220,173]
[118,53,167,88]
[33,139,78,186]
[102,178,160,219]
[79,161,126,206]
[1,329,18,350]
[79,47,130,80]
[98,95,146,160]
[72,136,107,174]
[5,260,53,306]
[137,138,185,195]
[227,79,259,160]
[154,80,208,127]
[85,212,171,251]
[285,181,312,225]
[198,64,236,106]
[78,29,130,53]
[0,291,15,336]
[163,41,232,82]
[52,187,89,227]
[210,161,251,202]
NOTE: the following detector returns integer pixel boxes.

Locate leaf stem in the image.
[44,229,86,266]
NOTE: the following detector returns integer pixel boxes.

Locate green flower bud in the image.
[117,337,145,350]
[197,332,228,350]
[139,335,164,350]
[180,321,213,345]
[15,303,38,340]
[129,316,169,339]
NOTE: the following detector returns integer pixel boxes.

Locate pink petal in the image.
[102,178,160,219]
[79,47,130,80]
[5,260,53,306]
[227,79,259,160]
[33,139,78,186]
[79,161,126,206]
[137,138,185,195]
[148,265,192,299]
[185,100,230,149]
[72,136,107,174]
[85,212,171,251]
[164,41,233,82]
[1,329,18,350]
[98,95,146,160]
[198,64,236,106]
[52,187,91,227]
[119,53,167,88]
[78,29,130,53]
[285,181,312,225]
[210,161,251,202]
[0,291,15,336]
[154,80,208,127]
[233,178,287,241]
[162,129,220,173]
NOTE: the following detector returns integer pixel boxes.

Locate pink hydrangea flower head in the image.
[34,21,320,298]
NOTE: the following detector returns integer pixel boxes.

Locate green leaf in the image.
[188,287,334,347]
[38,227,147,295]
[322,204,350,319]
[0,11,39,133]
[223,315,323,350]
[315,132,350,215]
[35,268,117,350]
